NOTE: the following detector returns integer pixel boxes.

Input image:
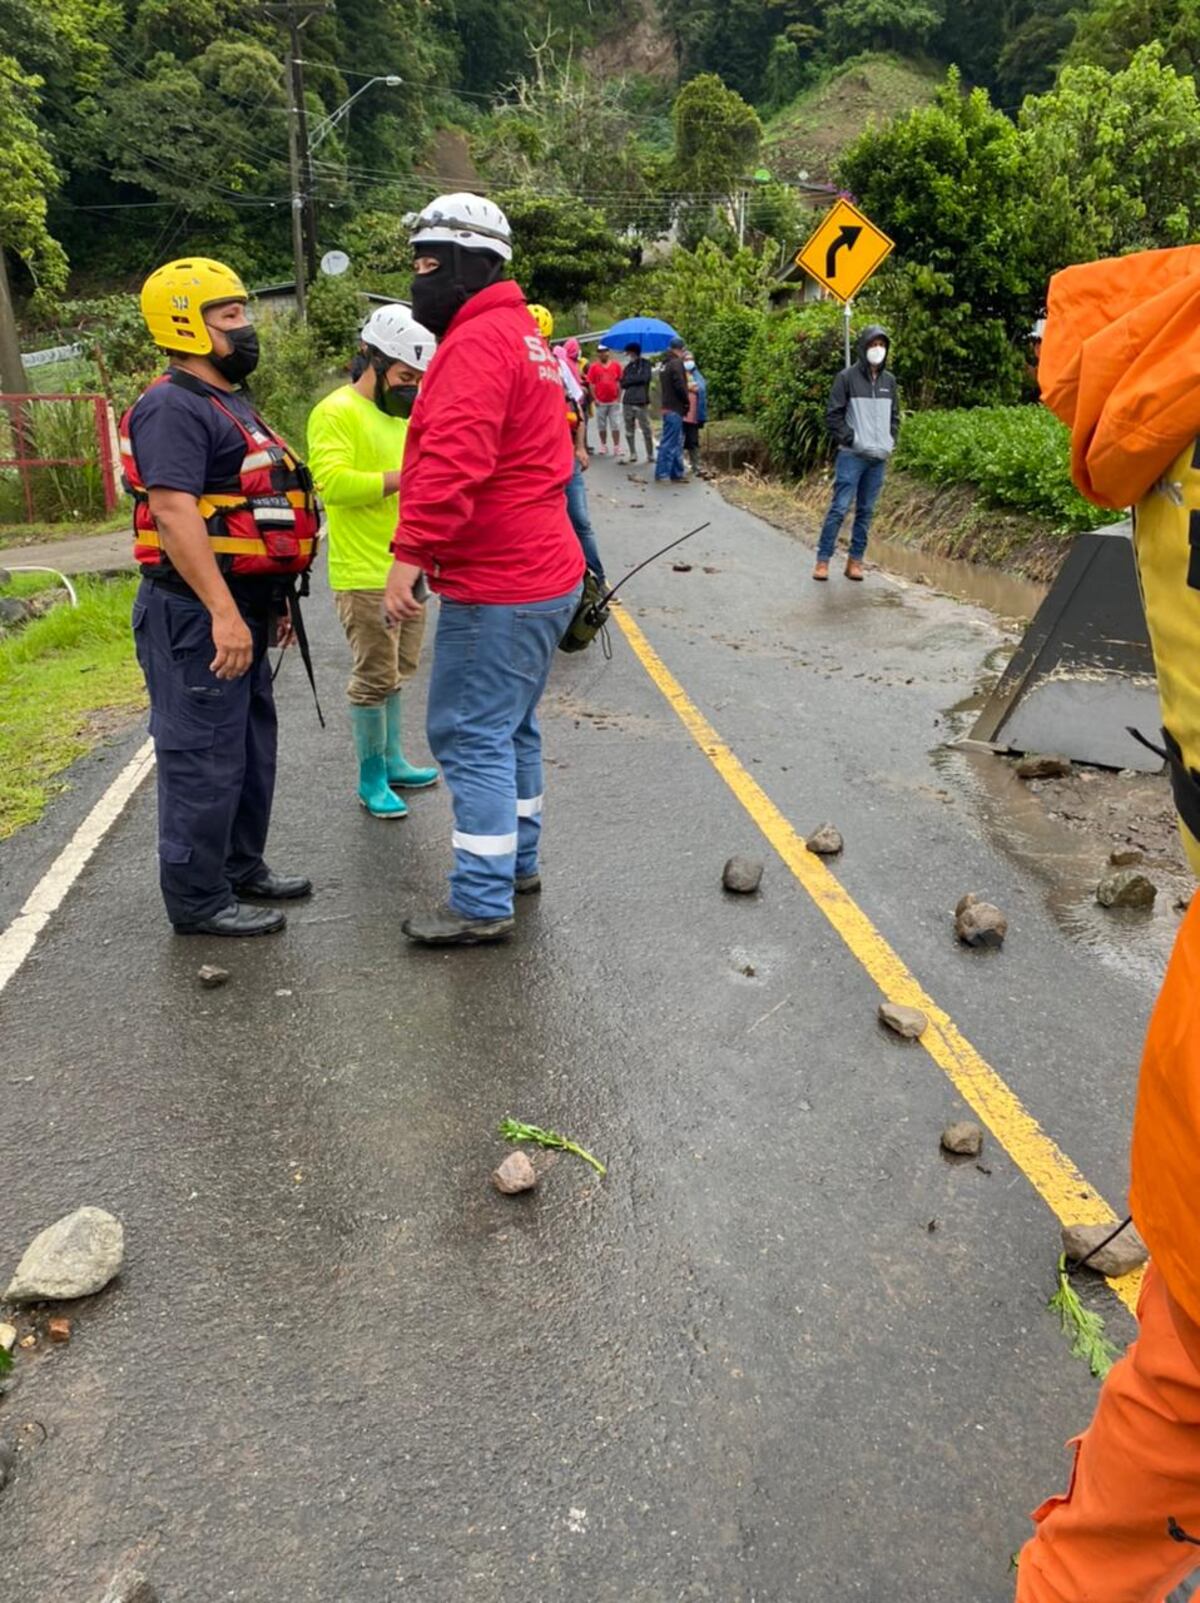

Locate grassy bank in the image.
[0,573,145,838]
[720,465,1083,583]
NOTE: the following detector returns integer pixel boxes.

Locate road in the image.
[0,460,1167,1601]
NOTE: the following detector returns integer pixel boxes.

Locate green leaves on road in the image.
[1049,1254,1120,1379]
[499,1118,607,1177]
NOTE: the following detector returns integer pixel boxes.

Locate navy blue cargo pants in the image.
[132,578,277,927]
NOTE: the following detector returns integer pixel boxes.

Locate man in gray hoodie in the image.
[814,323,901,581]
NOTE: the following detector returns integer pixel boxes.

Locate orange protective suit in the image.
[1017,245,1200,1602]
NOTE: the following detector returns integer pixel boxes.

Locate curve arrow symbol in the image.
[825,224,862,280]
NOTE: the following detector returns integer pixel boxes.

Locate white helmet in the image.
[409,192,513,261]
[359,304,437,371]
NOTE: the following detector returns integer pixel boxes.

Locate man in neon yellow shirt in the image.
[307,305,439,817]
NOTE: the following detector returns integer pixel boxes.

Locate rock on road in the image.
[0,460,1159,1601]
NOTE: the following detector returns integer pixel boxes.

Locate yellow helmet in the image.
[527,303,554,339]
[140,257,248,355]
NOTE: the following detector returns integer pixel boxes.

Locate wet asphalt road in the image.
[0,459,1166,1601]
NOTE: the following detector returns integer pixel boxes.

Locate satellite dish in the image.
[320,250,351,277]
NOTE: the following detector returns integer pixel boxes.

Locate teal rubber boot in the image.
[385,691,438,789]
[350,705,407,818]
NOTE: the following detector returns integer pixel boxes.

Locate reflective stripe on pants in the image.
[425,585,582,921]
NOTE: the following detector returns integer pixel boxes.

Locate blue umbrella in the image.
[599,316,681,355]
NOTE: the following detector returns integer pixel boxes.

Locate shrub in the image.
[251,313,338,450]
[613,239,774,342]
[690,306,764,418]
[895,406,1121,532]
[742,303,860,476]
[306,273,366,362]
[702,414,768,469]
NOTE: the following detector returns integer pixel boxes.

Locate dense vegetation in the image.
[6,0,1200,542]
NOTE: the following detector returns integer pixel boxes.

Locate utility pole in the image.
[260,2,327,318]
[0,245,29,394]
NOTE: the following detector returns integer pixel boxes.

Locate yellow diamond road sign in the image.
[795,198,894,304]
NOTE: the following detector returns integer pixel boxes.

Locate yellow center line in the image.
[613,602,1143,1315]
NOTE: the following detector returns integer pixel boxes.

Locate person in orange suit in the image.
[1018,244,1200,1603]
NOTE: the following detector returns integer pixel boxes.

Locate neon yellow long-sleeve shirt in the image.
[306,383,408,590]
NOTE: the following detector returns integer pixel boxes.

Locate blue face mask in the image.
[684,360,696,371]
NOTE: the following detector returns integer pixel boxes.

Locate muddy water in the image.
[867,540,1190,983]
[933,744,1190,987]
[871,534,1048,623]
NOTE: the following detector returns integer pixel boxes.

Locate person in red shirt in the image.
[586,345,623,456]
[383,193,586,946]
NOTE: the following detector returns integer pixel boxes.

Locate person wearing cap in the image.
[383,193,585,946]
[655,335,690,483]
[120,258,319,937]
[306,305,439,820]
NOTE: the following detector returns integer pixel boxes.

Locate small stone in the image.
[941,1121,984,1156]
[805,824,843,856]
[0,1439,14,1492]
[1109,847,1145,867]
[879,1001,928,1039]
[1096,869,1157,909]
[18,1335,35,1349]
[955,900,1008,948]
[100,1568,159,1603]
[197,964,229,988]
[672,561,693,573]
[4,1207,124,1303]
[1061,1221,1149,1278]
[47,1317,71,1345]
[723,855,764,894]
[0,1324,15,1355]
[1016,753,1072,780]
[0,597,28,626]
[493,1151,537,1195]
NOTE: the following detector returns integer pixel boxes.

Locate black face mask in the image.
[409,269,466,339]
[379,381,419,419]
[208,323,260,383]
[410,243,504,337]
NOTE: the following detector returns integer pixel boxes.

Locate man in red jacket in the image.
[384,193,586,945]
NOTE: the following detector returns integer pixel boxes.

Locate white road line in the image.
[0,739,156,996]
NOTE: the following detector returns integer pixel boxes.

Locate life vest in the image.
[120,370,320,579]
[1128,445,1200,875]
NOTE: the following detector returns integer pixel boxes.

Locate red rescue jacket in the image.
[391,281,585,604]
[121,371,320,580]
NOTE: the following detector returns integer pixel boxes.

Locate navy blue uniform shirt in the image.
[129,370,278,607]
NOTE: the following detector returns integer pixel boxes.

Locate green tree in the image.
[645,238,773,328]
[825,0,944,55]
[1067,0,1200,77]
[1,58,69,310]
[498,191,633,306]
[839,70,1050,406]
[673,74,763,204]
[1022,43,1200,260]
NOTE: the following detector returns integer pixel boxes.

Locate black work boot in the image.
[174,902,286,937]
[234,869,313,900]
[514,873,542,896]
[401,906,515,946]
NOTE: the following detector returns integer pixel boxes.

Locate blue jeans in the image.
[817,449,887,561]
[425,584,583,920]
[132,579,277,925]
[566,460,605,581]
[655,411,686,481]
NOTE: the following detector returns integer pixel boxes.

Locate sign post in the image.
[794,198,895,371]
